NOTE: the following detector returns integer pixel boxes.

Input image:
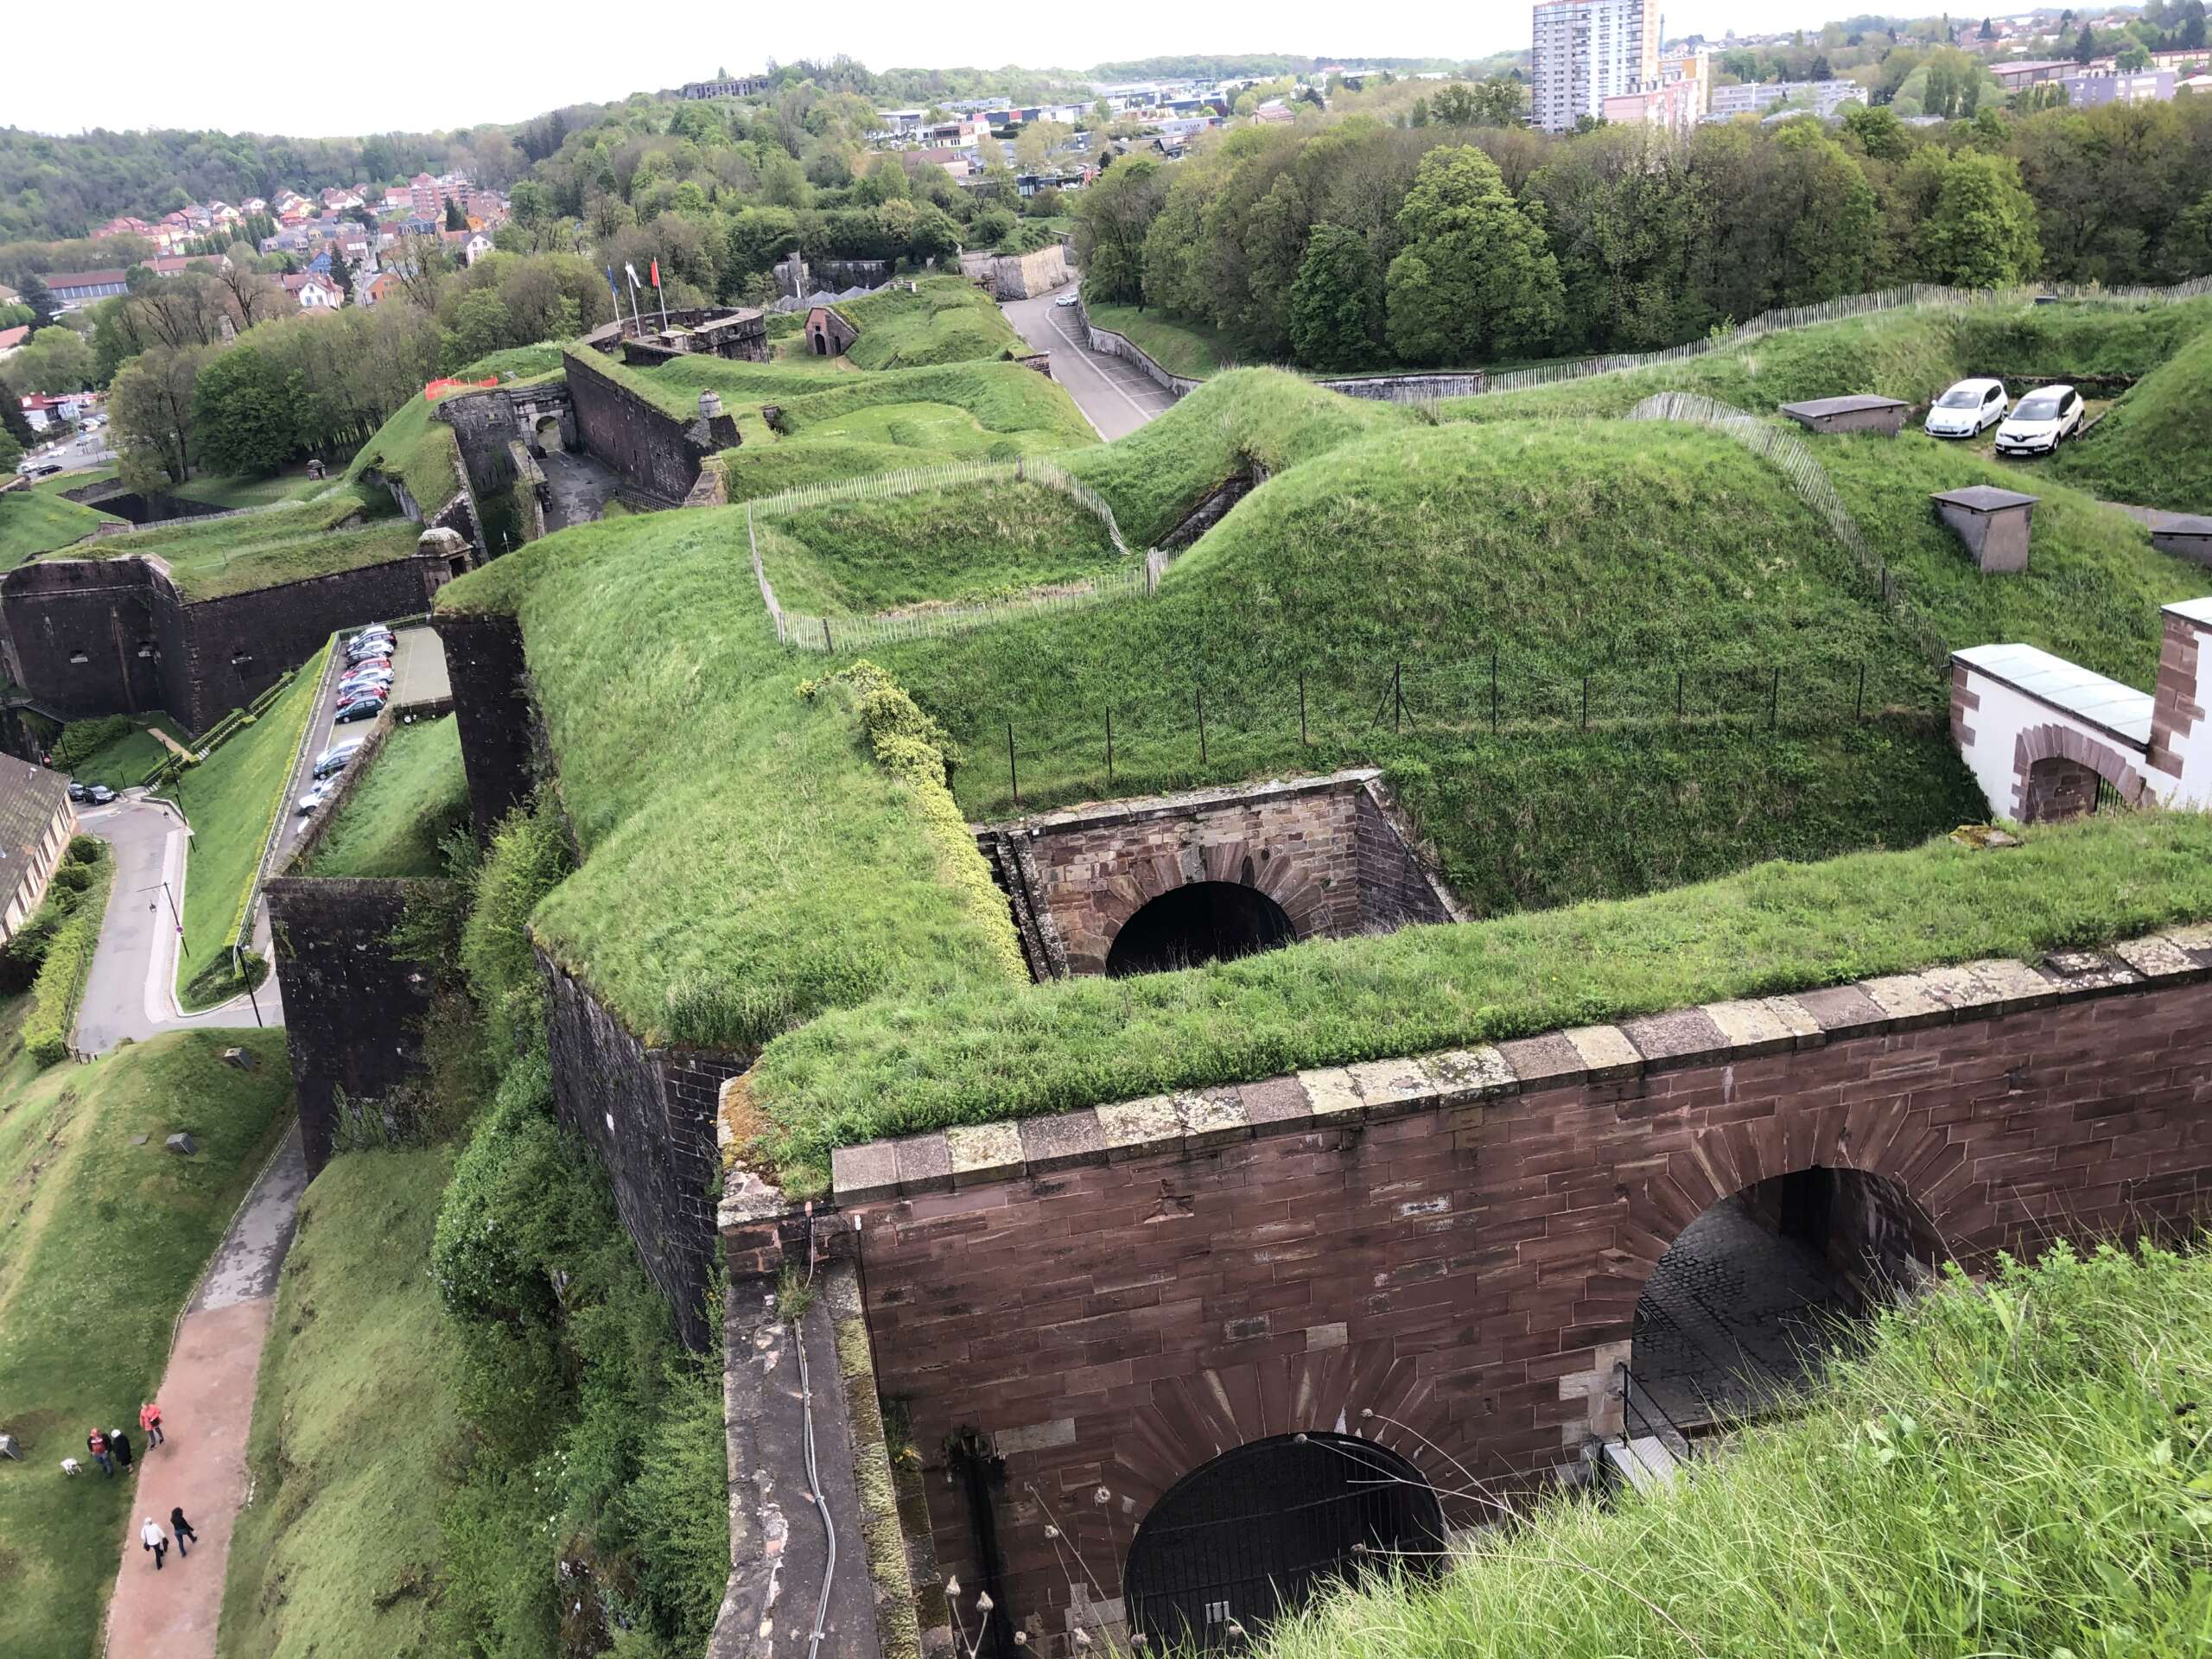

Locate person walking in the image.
[87,1427,112,1478]
[110,1427,133,1474]
[139,1516,168,1570]
[140,1401,164,1448]
[170,1505,197,1559]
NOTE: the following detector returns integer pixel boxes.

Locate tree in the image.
[1979,16,1996,39]
[326,244,354,306]
[190,345,296,476]
[18,276,57,331]
[0,427,21,476]
[1071,156,1166,304]
[0,325,95,396]
[1385,146,1563,365]
[1287,224,1381,370]
[444,196,467,232]
[108,344,207,486]
[0,397,34,451]
[441,289,515,374]
[2075,24,2099,60]
[2117,42,2153,69]
[725,206,801,278]
[1920,150,2043,285]
[1842,104,1911,162]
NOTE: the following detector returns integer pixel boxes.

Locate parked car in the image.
[346,647,392,669]
[312,741,363,779]
[349,626,394,649]
[85,785,115,804]
[334,698,383,724]
[296,779,332,814]
[1925,378,2009,438]
[67,780,88,802]
[1053,292,1081,308]
[338,676,392,697]
[339,664,394,685]
[1994,385,2086,455]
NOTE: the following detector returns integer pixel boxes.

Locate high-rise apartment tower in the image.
[1531,0,1662,133]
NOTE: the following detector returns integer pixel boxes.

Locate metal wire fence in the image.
[976,649,1947,813]
[747,455,1169,651]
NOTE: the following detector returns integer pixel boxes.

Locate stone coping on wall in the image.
[994,765,1383,835]
[826,924,2212,1206]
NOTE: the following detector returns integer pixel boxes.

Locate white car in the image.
[1053,292,1081,308]
[1993,385,2086,456]
[1925,378,2009,438]
[296,779,333,815]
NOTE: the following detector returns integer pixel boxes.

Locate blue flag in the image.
[606,266,620,305]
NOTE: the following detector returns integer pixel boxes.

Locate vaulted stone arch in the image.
[2010,720,2152,822]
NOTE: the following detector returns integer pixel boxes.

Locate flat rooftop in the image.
[1952,642,2154,747]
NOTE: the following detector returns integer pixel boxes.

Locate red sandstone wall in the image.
[846,969,2212,1650]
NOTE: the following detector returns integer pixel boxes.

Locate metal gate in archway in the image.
[1122,1432,1445,1650]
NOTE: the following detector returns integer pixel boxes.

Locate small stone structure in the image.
[1777,394,1909,435]
[1933,484,2039,574]
[583,306,768,367]
[982,769,1461,978]
[804,304,859,358]
[563,348,741,507]
[2151,515,2212,568]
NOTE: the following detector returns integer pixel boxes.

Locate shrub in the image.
[457,799,573,1064]
[22,844,111,1064]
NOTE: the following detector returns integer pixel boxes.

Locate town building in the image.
[17,392,97,431]
[2065,69,2178,107]
[280,273,344,309]
[1603,75,1704,133]
[0,755,77,945]
[1707,78,1866,118]
[1532,0,1661,133]
[682,72,769,99]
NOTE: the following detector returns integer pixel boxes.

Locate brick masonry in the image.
[2150,607,2205,781]
[432,610,537,841]
[1010,770,1459,976]
[266,875,449,1175]
[564,347,730,506]
[2012,721,2151,819]
[827,931,2212,1652]
[0,551,452,733]
[541,949,751,1351]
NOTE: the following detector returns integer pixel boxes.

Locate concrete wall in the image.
[539,951,749,1350]
[432,611,537,841]
[266,875,447,1175]
[1949,661,2155,822]
[833,942,2212,1652]
[994,245,1069,300]
[563,347,716,506]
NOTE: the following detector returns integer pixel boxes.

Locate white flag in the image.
[624,263,641,289]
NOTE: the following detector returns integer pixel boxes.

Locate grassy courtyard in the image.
[303,716,468,880]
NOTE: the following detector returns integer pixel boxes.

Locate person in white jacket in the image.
[139,1516,168,1570]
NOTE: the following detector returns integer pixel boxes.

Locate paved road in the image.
[75,796,281,1054]
[542,449,621,530]
[102,1128,307,1659]
[1001,288,1179,442]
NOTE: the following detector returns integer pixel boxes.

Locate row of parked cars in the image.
[1924,378,2089,454]
[298,625,397,815]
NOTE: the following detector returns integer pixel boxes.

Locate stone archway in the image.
[1630,1165,1944,1427]
[2011,721,2152,822]
[1104,880,1295,976]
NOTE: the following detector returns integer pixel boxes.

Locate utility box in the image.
[2150,515,2212,569]
[1777,395,1909,436]
[1933,485,2040,575]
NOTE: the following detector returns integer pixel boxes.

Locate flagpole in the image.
[626,272,643,338]
[657,264,668,332]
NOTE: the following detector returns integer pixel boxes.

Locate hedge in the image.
[23,842,112,1065]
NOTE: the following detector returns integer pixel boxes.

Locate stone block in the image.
[894,1133,953,1196]
[2113,935,2204,981]
[1859,973,1954,1027]
[1238,1074,1314,1135]
[1621,1007,1727,1066]
[1096,1096,1183,1160]
[1563,1025,1643,1081]
[946,1122,1025,1188]
[1345,1058,1435,1118]
[1699,999,1798,1056]
[1497,1031,1586,1088]
[1019,1109,1110,1173]
[1425,1046,1517,1103]
[1174,1090,1251,1149]
[831,1141,900,1206]
[1297,1066,1366,1122]
[165,1132,196,1156]
[1792,982,1890,1038]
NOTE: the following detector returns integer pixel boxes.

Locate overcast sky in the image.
[24,0,1858,137]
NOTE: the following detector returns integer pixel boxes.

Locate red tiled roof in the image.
[0,326,28,351]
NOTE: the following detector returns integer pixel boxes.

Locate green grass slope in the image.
[303,717,469,880]
[1082,300,1229,379]
[344,394,462,517]
[770,359,1095,451]
[1063,367,1417,546]
[1253,1239,2211,1659]
[1448,298,2212,425]
[833,276,1026,370]
[759,478,1125,613]
[215,1146,463,1659]
[0,481,113,569]
[0,1029,293,1659]
[1820,433,2210,685]
[167,649,323,1006]
[437,512,1026,1052]
[69,492,410,601]
[2050,323,2212,513]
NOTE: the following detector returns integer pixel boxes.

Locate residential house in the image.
[682,73,769,98]
[0,324,26,360]
[281,273,343,309]
[1707,79,1865,117]
[18,392,96,430]
[1604,76,1704,133]
[362,270,402,307]
[462,230,494,264]
[38,269,132,308]
[0,754,77,946]
[2066,70,2177,107]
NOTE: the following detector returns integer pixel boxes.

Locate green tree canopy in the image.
[1287,224,1382,370]
[1919,150,2043,285]
[1384,145,1563,365]
[190,343,296,477]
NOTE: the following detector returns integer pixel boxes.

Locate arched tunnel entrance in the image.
[1122,1433,1445,1650]
[1104,881,1295,976]
[1631,1166,1944,1429]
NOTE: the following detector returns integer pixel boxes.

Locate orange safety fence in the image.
[423,376,500,401]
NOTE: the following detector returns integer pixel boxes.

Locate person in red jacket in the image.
[139,1401,164,1447]
[86,1427,112,1478]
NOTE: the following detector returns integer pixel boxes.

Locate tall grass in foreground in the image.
[1256,1240,2212,1659]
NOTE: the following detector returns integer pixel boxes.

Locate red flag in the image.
[649,258,661,289]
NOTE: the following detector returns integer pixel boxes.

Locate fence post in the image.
[1105,708,1114,788]
[1197,688,1208,766]
[823,617,832,652]
[1298,674,1307,747]
[1393,663,1402,735]
[1769,666,1780,730]
[1581,674,1588,730]
[1491,649,1499,735]
[1855,663,1866,722]
[1007,722,1020,808]
[1676,670,1684,722]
